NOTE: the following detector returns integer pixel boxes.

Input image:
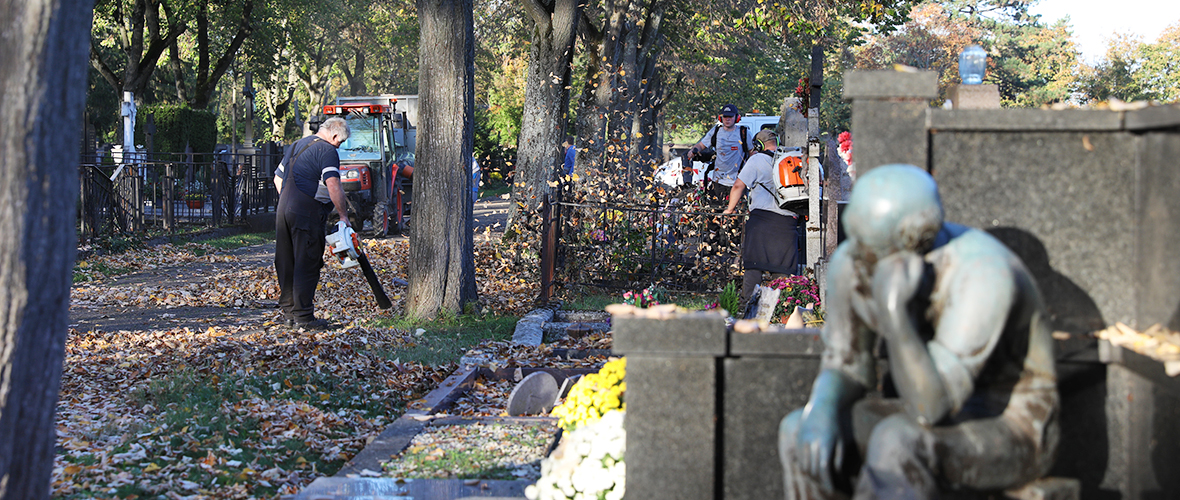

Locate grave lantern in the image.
[959,44,987,84]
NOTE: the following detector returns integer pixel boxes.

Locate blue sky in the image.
[1029,0,1180,63]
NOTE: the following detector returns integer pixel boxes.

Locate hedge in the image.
[135,104,217,154]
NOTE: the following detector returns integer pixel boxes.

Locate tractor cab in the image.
[322,98,415,235]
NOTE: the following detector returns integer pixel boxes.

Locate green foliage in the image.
[1078,26,1180,104]
[718,282,741,318]
[474,106,519,178]
[851,1,1079,108]
[743,0,916,42]
[135,104,217,154]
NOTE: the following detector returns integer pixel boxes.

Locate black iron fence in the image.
[78,145,283,242]
[545,195,748,295]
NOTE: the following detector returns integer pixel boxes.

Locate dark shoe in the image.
[279,313,297,326]
[294,318,335,331]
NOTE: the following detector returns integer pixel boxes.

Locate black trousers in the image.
[275,190,327,323]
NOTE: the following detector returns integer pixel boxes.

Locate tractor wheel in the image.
[370,204,389,237]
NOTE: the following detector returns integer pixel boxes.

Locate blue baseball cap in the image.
[720,104,739,116]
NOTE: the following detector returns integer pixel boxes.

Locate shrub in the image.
[718,282,740,318]
[135,104,217,154]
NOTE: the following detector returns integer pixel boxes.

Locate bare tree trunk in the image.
[187,0,253,109]
[572,12,607,196]
[0,1,91,498]
[572,0,669,200]
[504,0,580,232]
[408,0,477,319]
[341,48,368,96]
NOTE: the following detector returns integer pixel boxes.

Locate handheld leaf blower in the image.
[325,221,393,309]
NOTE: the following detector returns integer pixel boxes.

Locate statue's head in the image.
[843,164,943,259]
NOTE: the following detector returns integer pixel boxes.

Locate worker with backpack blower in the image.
[687,104,755,207]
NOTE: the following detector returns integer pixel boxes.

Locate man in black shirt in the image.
[272,117,352,330]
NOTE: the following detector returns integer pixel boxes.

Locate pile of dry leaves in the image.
[55,323,455,498]
[59,236,555,498]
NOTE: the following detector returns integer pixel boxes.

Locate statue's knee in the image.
[864,414,925,464]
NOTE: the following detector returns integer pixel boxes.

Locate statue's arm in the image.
[926,252,1016,415]
[872,252,950,425]
[874,249,1015,424]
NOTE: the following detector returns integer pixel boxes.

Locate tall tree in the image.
[1078,25,1180,104]
[504,0,581,228]
[0,1,91,498]
[853,0,1078,107]
[170,0,255,109]
[408,0,478,318]
[90,0,189,103]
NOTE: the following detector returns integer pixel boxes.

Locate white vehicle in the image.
[740,114,780,134]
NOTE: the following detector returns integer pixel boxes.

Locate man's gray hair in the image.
[320,116,350,141]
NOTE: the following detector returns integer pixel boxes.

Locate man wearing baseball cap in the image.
[687,103,755,206]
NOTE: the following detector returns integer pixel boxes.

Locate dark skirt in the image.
[742,209,798,274]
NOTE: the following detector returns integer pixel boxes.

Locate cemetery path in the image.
[69,196,512,333]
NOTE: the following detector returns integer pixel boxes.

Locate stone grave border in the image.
[296,362,602,499]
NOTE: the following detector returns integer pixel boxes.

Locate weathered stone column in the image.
[842,71,938,175]
[614,309,726,500]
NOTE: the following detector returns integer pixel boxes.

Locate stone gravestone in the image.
[506,371,559,416]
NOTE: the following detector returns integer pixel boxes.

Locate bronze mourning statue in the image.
[779,164,1059,499]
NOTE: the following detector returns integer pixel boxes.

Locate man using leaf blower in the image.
[273,117,354,330]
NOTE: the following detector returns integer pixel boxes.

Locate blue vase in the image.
[959,44,987,85]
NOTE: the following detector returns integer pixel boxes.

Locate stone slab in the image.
[1133,133,1180,330]
[541,321,609,343]
[405,365,481,415]
[512,308,554,346]
[611,311,727,356]
[625,355,716,500]
[843,70,940,99]
[294,477,528,500]
[723,356,822,500]
[932,130,1137,331]
[1101,363,1180,499]
[851,99,931,174]
[1124,103,1180,131]
[928,109,1124,131]
[553,310,610,323]
[729,328,824,357]
[949,84,1001,109]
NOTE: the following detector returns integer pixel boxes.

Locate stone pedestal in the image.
[613,310,823,500]
[843,71,939,175]
[949,84,1001,109]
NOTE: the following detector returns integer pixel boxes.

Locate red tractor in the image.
[322,95,417,235]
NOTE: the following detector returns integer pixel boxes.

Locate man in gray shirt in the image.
[689,103,754,206]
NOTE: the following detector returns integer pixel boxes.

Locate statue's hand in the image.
[795,402,846,493]
[871,251,925,336]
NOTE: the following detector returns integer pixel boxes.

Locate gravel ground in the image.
[382,422,559,481]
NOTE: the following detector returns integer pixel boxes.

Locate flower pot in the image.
[186,199,204,209]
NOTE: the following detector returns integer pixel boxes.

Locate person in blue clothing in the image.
[561,136,576,177]
[272,117,353,330]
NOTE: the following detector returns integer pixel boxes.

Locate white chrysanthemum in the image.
[526,410,627,500]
